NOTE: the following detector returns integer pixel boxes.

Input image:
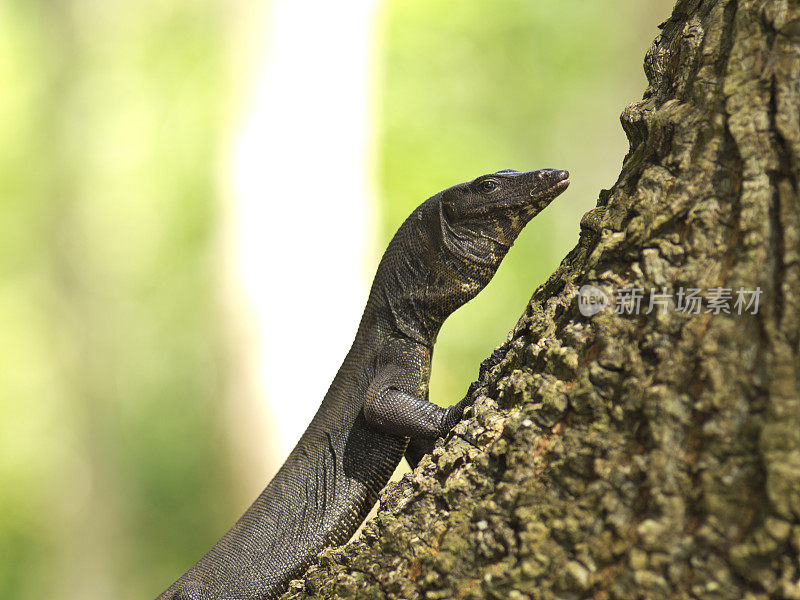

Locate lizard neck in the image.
[367,195,507,347]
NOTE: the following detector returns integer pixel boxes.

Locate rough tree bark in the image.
[285,1,800,598]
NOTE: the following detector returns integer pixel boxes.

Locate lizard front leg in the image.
[364,368,469,468]
[402,351,504,466]
[364,385,456,439]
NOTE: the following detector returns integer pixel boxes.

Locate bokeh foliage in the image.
[0,0,671,598]
[0,1,232,598]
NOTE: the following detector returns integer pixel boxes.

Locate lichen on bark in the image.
[284,1,800,598]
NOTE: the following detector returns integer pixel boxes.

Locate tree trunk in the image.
[285,1,800,598]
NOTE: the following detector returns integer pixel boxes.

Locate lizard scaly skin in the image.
[156,168,570,600]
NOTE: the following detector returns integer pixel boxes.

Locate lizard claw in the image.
[440,394,473,433]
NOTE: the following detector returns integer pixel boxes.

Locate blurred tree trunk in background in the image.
[286,1,800,598]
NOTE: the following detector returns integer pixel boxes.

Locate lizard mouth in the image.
[550,173,570,194]
[531,169,570,197]
[517,169,569,216]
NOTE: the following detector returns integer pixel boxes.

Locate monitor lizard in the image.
[156,167,570,600]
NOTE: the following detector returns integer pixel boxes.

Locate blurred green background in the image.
[0,0,670,598]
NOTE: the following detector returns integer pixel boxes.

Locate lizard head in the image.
[374,168,569,345]
[438,168,569,260]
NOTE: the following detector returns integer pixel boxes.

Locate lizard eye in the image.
[478,179,499,193]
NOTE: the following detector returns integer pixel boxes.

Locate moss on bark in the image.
[285,1,800,598]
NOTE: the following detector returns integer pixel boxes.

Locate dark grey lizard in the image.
[156,168,570,600]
